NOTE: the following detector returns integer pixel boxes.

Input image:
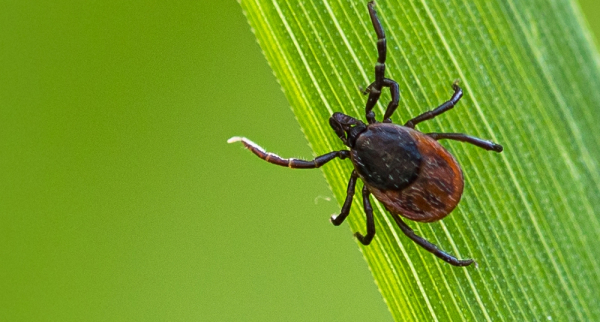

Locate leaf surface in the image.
[239,0,600,320]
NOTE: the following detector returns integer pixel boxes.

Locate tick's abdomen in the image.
[351,123,464,223]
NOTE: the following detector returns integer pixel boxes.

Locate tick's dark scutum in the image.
[351,123,422,191]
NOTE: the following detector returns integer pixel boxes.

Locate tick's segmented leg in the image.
[382,78,399,123]
[427,133,503,152]
[354,186,376,245]
[405,81,463,128]
[392,214,476,267]
[331,171,359,226]
[228,137,350,168]
[365,1,387,124]
[363,78,401,123]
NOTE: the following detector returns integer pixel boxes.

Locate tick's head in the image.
[329,112,367,148]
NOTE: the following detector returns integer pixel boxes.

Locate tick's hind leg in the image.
[228,137,350,168]
[331,171,359,226]
[355,186,376,245]
[392,215,475,267]
[405,81,463,128]
[364,1,387,124]
[428,133,503,152]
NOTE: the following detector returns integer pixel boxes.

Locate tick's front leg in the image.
[228,137,350,168]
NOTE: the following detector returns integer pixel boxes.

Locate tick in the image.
[229,1,502,267]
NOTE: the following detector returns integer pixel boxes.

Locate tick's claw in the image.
[354,232,372,245]
[330,215,340,226]
[451,80,462,93]
[461,259,477,268]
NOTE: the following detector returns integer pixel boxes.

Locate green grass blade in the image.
[238,0,600,320]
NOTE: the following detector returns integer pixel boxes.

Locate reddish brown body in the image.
[352,124,463,223]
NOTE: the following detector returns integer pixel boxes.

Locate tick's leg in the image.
[427,133,503,152]
[331,171,359,226]
[382,78,400,123]
[354,186,376,245]
[365,1,386,124]
[228,137,350,168]
[392,215,475,267]
[363,78,401,124]
[405,81,463,128]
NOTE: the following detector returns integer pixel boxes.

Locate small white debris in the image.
[314,196,331,204]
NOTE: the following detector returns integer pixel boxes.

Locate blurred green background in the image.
[1,0,599,321]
